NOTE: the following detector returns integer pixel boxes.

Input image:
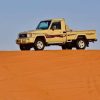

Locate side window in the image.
[51,22,61,30]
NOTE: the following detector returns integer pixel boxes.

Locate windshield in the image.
[36,20,51,30]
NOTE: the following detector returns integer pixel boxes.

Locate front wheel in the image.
[34,39,45,50]
[76,39,86,49]
[20,45,30,51]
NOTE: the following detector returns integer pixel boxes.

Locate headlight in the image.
[27,33,32,38]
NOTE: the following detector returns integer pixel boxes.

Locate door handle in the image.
[63,31,66,33]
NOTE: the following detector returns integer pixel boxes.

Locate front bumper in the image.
[95,39,97,41]
[16,38,34,44]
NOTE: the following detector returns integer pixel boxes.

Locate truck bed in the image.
[67,30,96,41]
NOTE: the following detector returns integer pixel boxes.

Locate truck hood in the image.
[26,30,48,34]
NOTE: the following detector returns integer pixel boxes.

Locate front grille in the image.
[19,34,27,38]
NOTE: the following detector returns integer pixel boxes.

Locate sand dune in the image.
[0,50,100,100]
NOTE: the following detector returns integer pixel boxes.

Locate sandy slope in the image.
[0,50,100,100]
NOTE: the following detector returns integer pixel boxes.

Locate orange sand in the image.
[0,50,100,100]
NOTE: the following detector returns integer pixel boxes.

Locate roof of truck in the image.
[42,18,65,21]
[51,18,64,20]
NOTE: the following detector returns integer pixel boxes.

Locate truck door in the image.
[46,21,66,43]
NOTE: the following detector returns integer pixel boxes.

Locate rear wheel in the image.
[62,44,72,50]
[76,39,86,49]
[67,46,72,49]
[34,39,45,50]
[62,45,67,50]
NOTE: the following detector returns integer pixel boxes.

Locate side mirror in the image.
[51,26,56,30]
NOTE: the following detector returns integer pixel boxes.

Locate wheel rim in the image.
[78,40,85,48]
[37,41,44,49]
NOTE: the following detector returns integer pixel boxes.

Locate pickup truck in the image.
[16,18,97,50]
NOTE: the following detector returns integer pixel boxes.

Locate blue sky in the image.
[0,0,100,50]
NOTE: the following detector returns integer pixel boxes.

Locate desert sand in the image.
[0,50,100,100]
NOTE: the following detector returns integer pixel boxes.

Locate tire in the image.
[67,46,72,50]
[62,45,67,50]
[67,43,72,49]
[34,39,45,50]
[62,44,72,50]
[76,39,86,49]
[20,45,30,51]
